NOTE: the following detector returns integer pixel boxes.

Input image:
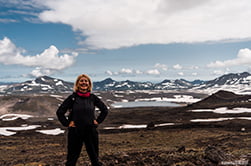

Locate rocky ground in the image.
[1,105,251,166]
[1,90,251,165]
[1,126,251,166]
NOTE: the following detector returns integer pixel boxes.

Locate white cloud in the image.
[173,64,183,70]
[212,70,225,76]
[191,72,198,76]
[106,68,144,76]
[189,65,199,70]
[2,0,46,10]
[106,68,160,76]
[212,68,230,76]
[36,0,251,49]
[146,69,160,75]
[135,70,143,74]
[158,0,210,14]
[154,63,168,71]
[30,67,53,77]
[208,48,251,68]
[120,68,133,74]
[105,70,113,76]
[0,37,78,77]
[0,18,18,23]
[178,72,184,76]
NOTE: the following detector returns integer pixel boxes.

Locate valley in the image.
[1,89,251,165]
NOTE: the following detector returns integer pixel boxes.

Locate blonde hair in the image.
[73,74,92,92]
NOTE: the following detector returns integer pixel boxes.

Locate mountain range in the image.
[1,72,251,94]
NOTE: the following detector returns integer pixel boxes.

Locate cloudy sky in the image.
[1,0,251,83]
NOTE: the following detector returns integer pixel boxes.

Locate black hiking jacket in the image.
[56,93,108,127]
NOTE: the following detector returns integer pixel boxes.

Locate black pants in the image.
[65,127,100,166]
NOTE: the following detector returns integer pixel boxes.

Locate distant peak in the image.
[212,90,239,99]
[102,78,115,82]
[38,75,52,79]
[35,75,54,81]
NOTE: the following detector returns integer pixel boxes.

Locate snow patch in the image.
[50,94,63,98]
[36,128,64,135]
[190,107,251,114]
[191,117,251,122]
[104,123,175,129]
[135,95,200,103]
[0,114,33,121]
[0,125,41,136]
[56,81,63,86]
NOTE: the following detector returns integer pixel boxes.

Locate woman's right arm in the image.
[56,94,74,127]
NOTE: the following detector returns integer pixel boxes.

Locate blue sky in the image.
[1,0,251,83]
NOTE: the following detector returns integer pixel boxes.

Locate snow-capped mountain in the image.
[1,72,251,94]
[94,78,154,91]
[2,76,73,94]
[202,72,251,87]
[154,79,193,90]
[194,72,251,94]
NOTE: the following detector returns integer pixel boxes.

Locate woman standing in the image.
[57,74,108,166]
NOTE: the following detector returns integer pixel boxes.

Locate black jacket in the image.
[56,93,108,127]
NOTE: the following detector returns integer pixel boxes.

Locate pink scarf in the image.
[77,91,91,97]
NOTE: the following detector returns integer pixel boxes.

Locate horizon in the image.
[1,1,251,82]
[0,71,249,84]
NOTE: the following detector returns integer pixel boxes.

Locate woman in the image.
[57,74,108,166]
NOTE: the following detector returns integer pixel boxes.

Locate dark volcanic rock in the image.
[187,90,251,109]
[146,122,155,129]
[204,145,232,165]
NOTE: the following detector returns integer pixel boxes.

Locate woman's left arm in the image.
[93,95,108,124]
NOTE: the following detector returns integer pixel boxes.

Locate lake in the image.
[111,101,183,108]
